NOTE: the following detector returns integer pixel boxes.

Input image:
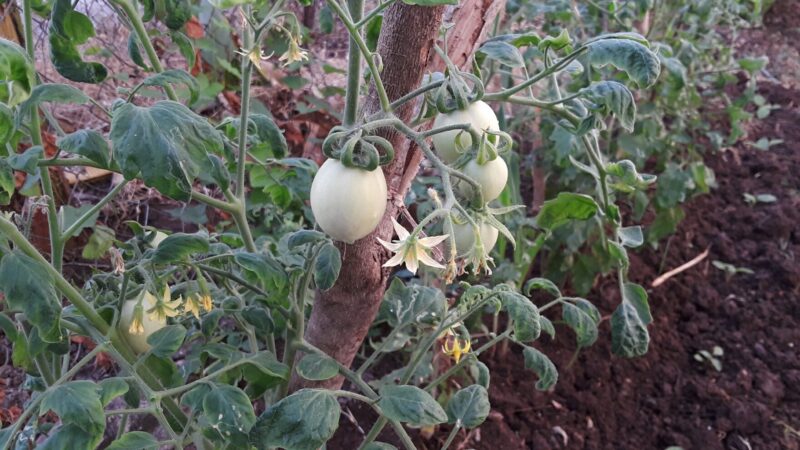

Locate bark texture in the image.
[293,0,505,391]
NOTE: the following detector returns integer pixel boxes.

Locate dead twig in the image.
[651,247,711,287]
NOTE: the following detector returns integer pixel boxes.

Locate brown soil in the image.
[473,80,800,450]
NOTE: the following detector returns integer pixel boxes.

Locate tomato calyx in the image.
[322,125,395,171]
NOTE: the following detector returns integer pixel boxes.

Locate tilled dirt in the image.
[472,80,800,450]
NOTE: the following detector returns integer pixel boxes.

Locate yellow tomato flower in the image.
[200,293,213,312]
[278,39,309,66]
[183,295,202,319]
[146,287,182,322]
[378,218,448,274]
[128,302,145,335]
[442,335,472,364]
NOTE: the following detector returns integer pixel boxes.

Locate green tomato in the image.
[119,293,166,354]
[310,159,388,244]
[450,220,499,257]
[456,156,508,202]
[431,101,499,164]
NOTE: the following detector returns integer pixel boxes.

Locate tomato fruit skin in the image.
[310,159,388,244]
[431,101,499,164]
[457,157,508,202]
[451,220,499,257]
[119,294,166,354]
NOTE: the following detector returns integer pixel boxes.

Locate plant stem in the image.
[62,180,128,239]
[354,0,395,28]
[343,0,364,126]
[441,425,461,450]
[113,0,178,101]
[22,0,62,275]
[326,0,391,112]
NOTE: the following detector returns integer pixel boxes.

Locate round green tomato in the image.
[310,159,388,244]
[431,101,499,164]
[450,220,499,257]
[119,295,166,354]
[457,157,508,202]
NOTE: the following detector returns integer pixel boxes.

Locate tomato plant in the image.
[0,0,757,447]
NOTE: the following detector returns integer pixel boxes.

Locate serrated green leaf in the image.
[0,252,62,342]
[379,278,446,327]
[446,385,490,429]
[287,230,327,249]
[170,31,196,70]
[539,315,555,339]
[378,385,447,427]
[535,192,599,231]
[500,290,541,342]
[523,277,561,298]
[586,38,661,88]
[127,34,148,70]
[251,389,340,450]
[314,243,341,291]
[522,346,558,390]
[152,233,209,263]
[56,129,111,168]
[109,100,224,201]
[141,69,198,104]
[296,353,339,381]
[107,431,159,450]
[202,383,256,445]
[607,240,629,270]
[622,282,652,325]
[146,325,186,357]
[164,0,191,30]
[0,38,35,107]
[476,40,524,67]
[561,301,598,348]
[580,81,636,132]
[40,381,104,433]
[7,146,42,174]
[611,301,649,357]
[39,423,103,450]
[48,0,107,83]
[98,378,130,407]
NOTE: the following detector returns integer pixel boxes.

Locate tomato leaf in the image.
[378,278,446,327]
[585,37,661,88]
[611,301,650,357]
[141,69,198,105]
[48,0,107,83]
[561,300,599,348]
[499,289,541,342]
[446,385,490,429]
[295,353,339,381]
[378,385,447,427]
[152,233,209,263]
[580,81,636,132]
[0,38,35,106]
[0,251,62,343]
[522,345,558,391]
[109,100,224,201]
[40,381,105,433]
[535,192,599,231]
[56,129,112,168]
[107,432,160,450]
[146,325,186,358]
[202,383,256,446]
[314,243,341,291]
[251,389,340,450]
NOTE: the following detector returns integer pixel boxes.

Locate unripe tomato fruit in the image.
[310,159,388,244]
[119,294,166,354]
[431,101,500,164]
[451,220,499,257]
[457,157,508,202]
